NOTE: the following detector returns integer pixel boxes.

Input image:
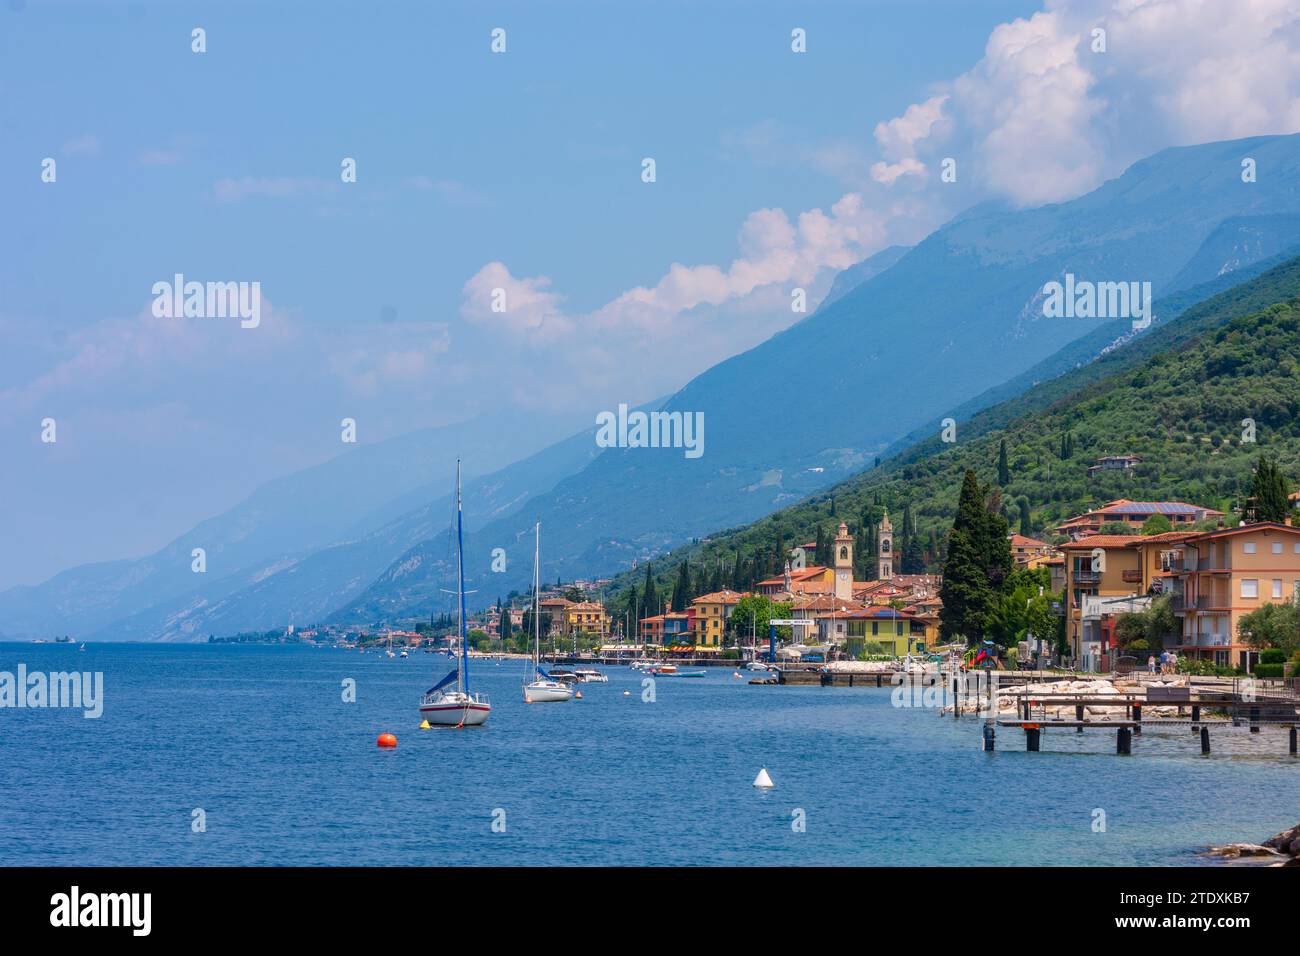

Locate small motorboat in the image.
[574,669,608,683]
[649,664,677,675]
[663,669,707,678]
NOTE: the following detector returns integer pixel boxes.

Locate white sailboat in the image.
[523,523,574,704]
[419,460,491,727]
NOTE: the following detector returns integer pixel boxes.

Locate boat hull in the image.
[419,696,491,726]
[524,682,574,703]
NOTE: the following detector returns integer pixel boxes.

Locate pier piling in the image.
[982,721,995,752]
[1201,726,1211,754]
[1116,727,1132,755]
[1025,726,1041,752]
[1290,727,1297,756]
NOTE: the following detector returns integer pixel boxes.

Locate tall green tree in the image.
[670,560,693,611]
[997,438,1010,486]
[940,469,1013,643]
[900,504,924,573]
[1250,455,1291,522]
[1017,497,1032,535]
[642,564,658,617]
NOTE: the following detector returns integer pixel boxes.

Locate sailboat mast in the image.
[533,523,540,668]
[456,459,468,695]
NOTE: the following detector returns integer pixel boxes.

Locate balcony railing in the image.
[1073,570,1101,584]
[1171,596,1225,612]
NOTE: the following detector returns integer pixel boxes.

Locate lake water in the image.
[2,643,1297,866]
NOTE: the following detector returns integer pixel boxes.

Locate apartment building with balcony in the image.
[1168,522,1300,670]
[1059,535,1147,666]
[1060,530,1236,667]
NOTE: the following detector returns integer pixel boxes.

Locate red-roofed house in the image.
[1054,500,1224,539]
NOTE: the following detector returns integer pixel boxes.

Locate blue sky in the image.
[3,0,1299,588]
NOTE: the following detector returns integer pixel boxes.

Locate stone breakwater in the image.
[1208,822,1300,866]
[934,676,1193,717]
[995,678,1189,720]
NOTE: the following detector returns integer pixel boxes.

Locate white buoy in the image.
[623,690,631,697]
[753,767,774,789]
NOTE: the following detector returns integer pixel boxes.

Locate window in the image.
[1273,542,1284,555]
[1241,579,1259,599]
[1243,541,1257,554]
[1294,543,1300,554]
[1274,579,1284,599]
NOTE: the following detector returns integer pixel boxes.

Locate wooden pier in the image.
[990,687,1300,756]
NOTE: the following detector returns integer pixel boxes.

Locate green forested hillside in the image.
[607,258,1300,617]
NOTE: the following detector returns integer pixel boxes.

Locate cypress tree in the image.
[642,564,658,617]
[997,438,1010,486]
[1251,455,1291,523]
[1018,497,1032,535]
[939,469,1012,643]
[671,560,692,612]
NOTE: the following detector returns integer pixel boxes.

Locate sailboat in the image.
[523,523,574,704]
[419,461,491,727]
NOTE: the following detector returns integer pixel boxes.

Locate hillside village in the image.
[268,462,1300,683]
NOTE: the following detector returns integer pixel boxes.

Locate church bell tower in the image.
[877,510,893,581]
[833,521,853,601]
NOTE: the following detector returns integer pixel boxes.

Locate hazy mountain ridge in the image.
[13,134,1300,640]
[332,134,1300,624]
[598,253,1300,601]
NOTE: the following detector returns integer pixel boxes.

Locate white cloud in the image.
[461,261,573,341]
[870,0,1300,206]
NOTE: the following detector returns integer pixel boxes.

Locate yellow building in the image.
[1169,522,1300,669]
[563,601,608,637]
[1059,535,1147,662]
[690,590,744,649]
[1061,525,1300,670]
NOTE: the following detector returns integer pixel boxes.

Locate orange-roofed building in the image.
[1054,499,1224,539]
[1008,533,1055,567]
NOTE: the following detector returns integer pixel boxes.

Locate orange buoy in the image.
[377,733,398,748]
[575,691,583,699]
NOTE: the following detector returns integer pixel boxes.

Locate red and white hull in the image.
[419,691,491,726]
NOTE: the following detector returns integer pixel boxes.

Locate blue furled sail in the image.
[535,666,550,679]
[426,668,459,695]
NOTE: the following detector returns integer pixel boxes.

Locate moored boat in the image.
[419,461,492,727]
[522,523,574,704]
